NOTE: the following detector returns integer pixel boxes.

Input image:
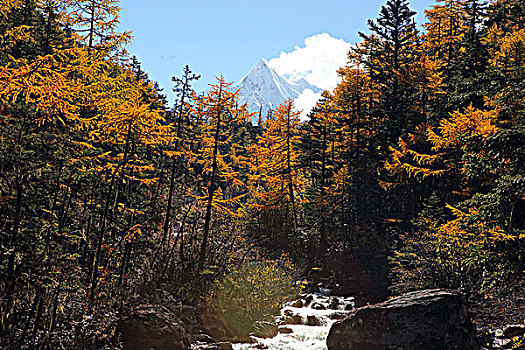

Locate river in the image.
[232,292,354,350]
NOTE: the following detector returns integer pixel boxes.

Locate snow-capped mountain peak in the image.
[237,58,322,121]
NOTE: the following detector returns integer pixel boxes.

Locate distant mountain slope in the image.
[237,58,321,121]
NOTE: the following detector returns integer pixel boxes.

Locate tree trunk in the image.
[162,84,188,246]
[89,123,132,301]
[88,0,95,53]
[199,84,223,267]
[285,105,297,230]
[319,122,328,264]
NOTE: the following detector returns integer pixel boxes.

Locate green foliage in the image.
[206,256,299,336]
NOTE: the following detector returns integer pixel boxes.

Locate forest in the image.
[0,0,524,348]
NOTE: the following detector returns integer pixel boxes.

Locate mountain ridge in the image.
[237,58,321,121]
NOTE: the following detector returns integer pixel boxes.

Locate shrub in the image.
[206,255,299,336]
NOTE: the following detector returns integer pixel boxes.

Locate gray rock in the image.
[311,303,327,310]
[278,326,293,334]
[290,299,304,308]
[283,309,295,316]
[307,315,321,326]
[284,315,302,325]
[282,310,302,325]
[119,304,188,350]
[304,295,314,306]
[251,321,278,338]
[328,298,341,310]
[327,289,478,350]
[328,312,347,320]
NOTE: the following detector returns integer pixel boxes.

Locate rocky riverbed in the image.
[119,288,524,350]
[230,292,354,350]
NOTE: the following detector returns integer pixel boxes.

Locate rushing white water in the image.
[233,293,354,350]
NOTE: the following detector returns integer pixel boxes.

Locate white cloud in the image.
[269,33,351,91]
[269,33,351,119]
[294,89,323,121]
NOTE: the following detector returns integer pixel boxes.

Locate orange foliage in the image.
[386,105,498,184]
[188,77,252,217]
[427,105,498,150]
[247,99,305,214]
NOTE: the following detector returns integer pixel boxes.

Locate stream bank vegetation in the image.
[1,0,524,348]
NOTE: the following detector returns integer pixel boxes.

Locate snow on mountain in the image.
[290,77,321,94]
[237,58,322,122]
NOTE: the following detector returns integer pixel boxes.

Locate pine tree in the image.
[246,99,305,257]
[423,0,469,79]
[354,0,420,142]
[64,0,130,53]
[300,94,337,263]
[161,65,200,246]
[447,0,490,110]
[189,77,251,266]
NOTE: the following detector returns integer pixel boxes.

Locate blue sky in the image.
[118,0,436,104]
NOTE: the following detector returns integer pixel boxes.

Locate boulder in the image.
[202,308,249,341]
[283,309,295,316]
[307,315,321,326]
[311,303,327,310]
[251,321,278,338]
[328,298,341,310]
[304,295,314,306]
[278,326,293,334]
[283,310,302,325]
[290,299,304,308]
[327,289,478,350]
[328,312,347,320]
[284,315,302,325]
[119,304,189,350]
